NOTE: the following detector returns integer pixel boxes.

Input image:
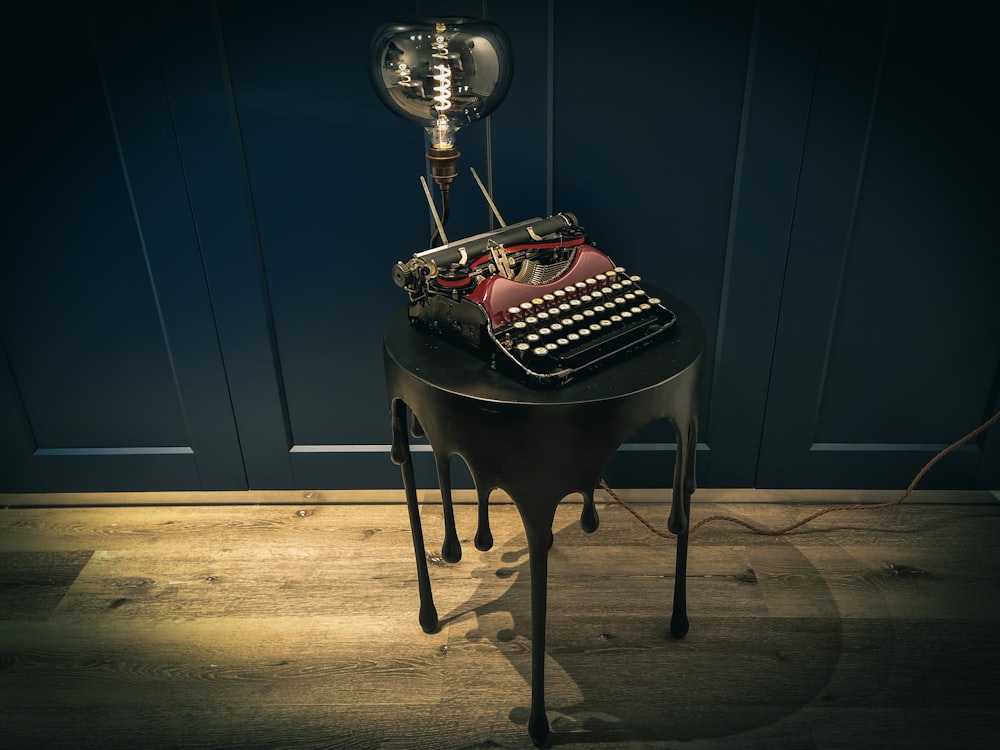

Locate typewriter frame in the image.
[392,210,677,388]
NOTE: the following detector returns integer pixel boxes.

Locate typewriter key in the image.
[558,303,571,312]
[538,327,552,338]
[532,297,544,306]
[513,320,528,331]
[599,319,613,328]
[647,297,661,306]
[621,278,633,287]
[516,342,531,353]
[532,346,548,356]
[508,306,522,318]
[630,306,643,315]
[556,337,569,347]
[561,318,574,327]
[542,293,556,303]
[525,315,539,325]
[613,296,627,306]
[526,333,541,343]
[569,298,582,309]
[567,333,580,342]
[536,311,550,322]
[620,310,633,320]
[595,273,607,282]
[520,301,534,312]
[639,303,652,311]
[589,323,602,332]
[582,309,595,318]
[549,323,563,334]
[545,342,558,351]
[553,289,566,299]
[574,281,588,292]
[624,292,636,301]
[610,314,623,324]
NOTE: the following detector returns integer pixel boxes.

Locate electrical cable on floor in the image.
[600,407,1000,539]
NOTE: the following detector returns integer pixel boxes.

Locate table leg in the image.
[514,498,560,748]
[434,453,462,563]
[390,398,439,634]
[580,490,599,533]
[474,485,494,551]
[685,415,698,497]
[667,412,694,536]
[670,415,697,639]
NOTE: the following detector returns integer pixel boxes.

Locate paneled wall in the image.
[1,0,997,494]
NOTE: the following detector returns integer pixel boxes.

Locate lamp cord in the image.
[600,407,1000,539]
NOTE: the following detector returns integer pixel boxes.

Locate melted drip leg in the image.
[670,416,696,639]
[391,399,439,634]
[526,523,551,747]
[410,412,425,438]
[667,415,692,536]
[435,453,462,563]
[514,497,560,748]
[580,490,599,533]
[474,485,494,551]
[671,525,691,639]
[685,415,698,496]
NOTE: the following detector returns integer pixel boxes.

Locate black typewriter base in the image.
[406,290,678,389]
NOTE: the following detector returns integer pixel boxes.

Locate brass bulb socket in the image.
[426,147,460,188]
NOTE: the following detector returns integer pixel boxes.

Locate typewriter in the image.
[391,181,676,387]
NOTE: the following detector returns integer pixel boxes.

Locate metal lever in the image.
[420,175,449,246]
[470,167,507,228]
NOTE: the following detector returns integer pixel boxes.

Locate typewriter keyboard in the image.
[494,268,676,378]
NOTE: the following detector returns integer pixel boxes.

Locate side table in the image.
[383,289,704,747]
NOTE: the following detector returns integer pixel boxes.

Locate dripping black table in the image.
[383,289,703,747]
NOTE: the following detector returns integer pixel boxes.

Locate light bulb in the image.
[370,18,513,188]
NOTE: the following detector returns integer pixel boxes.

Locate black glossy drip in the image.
[474,485,494,551]
[435,454,462,563]
[410,413,425,438]
[580,491,599,533]
[390,398,438,634]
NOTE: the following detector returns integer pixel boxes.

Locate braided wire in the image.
[600,407,1000,539]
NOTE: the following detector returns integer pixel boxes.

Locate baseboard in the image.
[2,487,997,508]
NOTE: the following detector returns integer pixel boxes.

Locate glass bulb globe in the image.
[370,18,513,151]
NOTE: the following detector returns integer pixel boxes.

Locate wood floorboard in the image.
[1,498,999,749]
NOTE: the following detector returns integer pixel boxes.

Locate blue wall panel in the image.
[0,3,246,491]
[0,9,186,451]
[1,0,997,494]
[757,0,1000,489]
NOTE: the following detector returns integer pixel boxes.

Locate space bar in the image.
[554,321,664,369]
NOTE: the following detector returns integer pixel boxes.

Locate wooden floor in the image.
[2,491,999,749]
